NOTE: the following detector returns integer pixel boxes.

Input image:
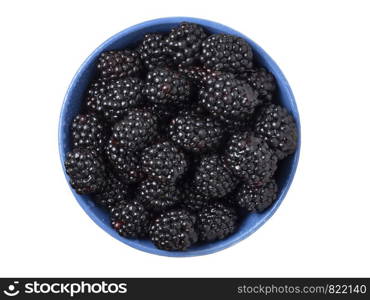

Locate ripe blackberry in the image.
[233,179,278,213]
[97,50,142,79]
[196,203,238,242]
[143,68,191,105]
[169,111,224,153]
[111,201,150,238]
[240,67,276,103]
[64,148,106,194]
[137,33,171,70]
[137,179,180,212]
[112,109,158,151]
[165,22,207,67]
[86,79,108,114]
[225,132,278,186]
[100,77,144,122]
[192,155,238,199]
[105,138,144,183]
[181,183,211,212]
[71,113,106,153]
[254,104,298,159]
[200,34,253,73]
[149,209,198,251]
[199,72,259,121]
[93,173,130,209]
[141,141,187,182]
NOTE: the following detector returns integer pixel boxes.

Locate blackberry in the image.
[137,33,171,70]
[149,209,198,251]
[100,77,144,122]
[137,179,180,212]
[169,111,224,153]
[199,72,259,120]
[105,138,144,183]
[111,201,150,238]
[225,132,278,186]
[181,183,211,212]
[71,113,106,153]
[254,104,298,159]
[64,148,106,194]
[86,79,108,114]
[141,141,187,182]
[240,67,276,103]
[200,34,253,73]
[233,179,278,213]
[192,155,238,199]
[93,173,130,209]
[165,22,207,67]
[97,50,142,79]
[143,68,191,105]
[112,109,158,151]
[196,203,238,242]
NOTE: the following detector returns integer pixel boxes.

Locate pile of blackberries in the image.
[64,22,298,251]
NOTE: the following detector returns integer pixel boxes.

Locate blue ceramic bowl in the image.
[59,17,301,257]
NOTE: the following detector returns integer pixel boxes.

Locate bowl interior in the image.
[59,17,300,257]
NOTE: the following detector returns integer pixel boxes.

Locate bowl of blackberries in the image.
[59,17,300,256]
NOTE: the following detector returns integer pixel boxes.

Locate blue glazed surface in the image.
[58,17,301,257]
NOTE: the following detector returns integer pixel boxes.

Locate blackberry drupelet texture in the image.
[240,67,276,103]
[196,203,238,242]
[225,132,278,186]
[178,66,221,88]
[178,66,205,86]
[181,183,211,212]
[111,200,150,238]
[100,77,144,122]
[141,141,187,182]
[93,172,130,209]
[112,109,158,151]
[254,104,298,160]
[105,138,144,183]
[199,72,259,121]
[71,113,106,153]
[233,179,278,213]
[64,148,106,194]
[143,68,191,105]
[137,33,171,70]
[137,179,180,212]
[97,50,142,79]
[200,34,253,73]
[192,155,238,199]
[169,110,224,153]
[149,209,198,251]
[165,22,208,67]
[86,79,108,115]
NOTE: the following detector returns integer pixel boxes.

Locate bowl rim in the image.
[58,16,301,257]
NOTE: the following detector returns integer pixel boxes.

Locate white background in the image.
[0,0,369,277]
